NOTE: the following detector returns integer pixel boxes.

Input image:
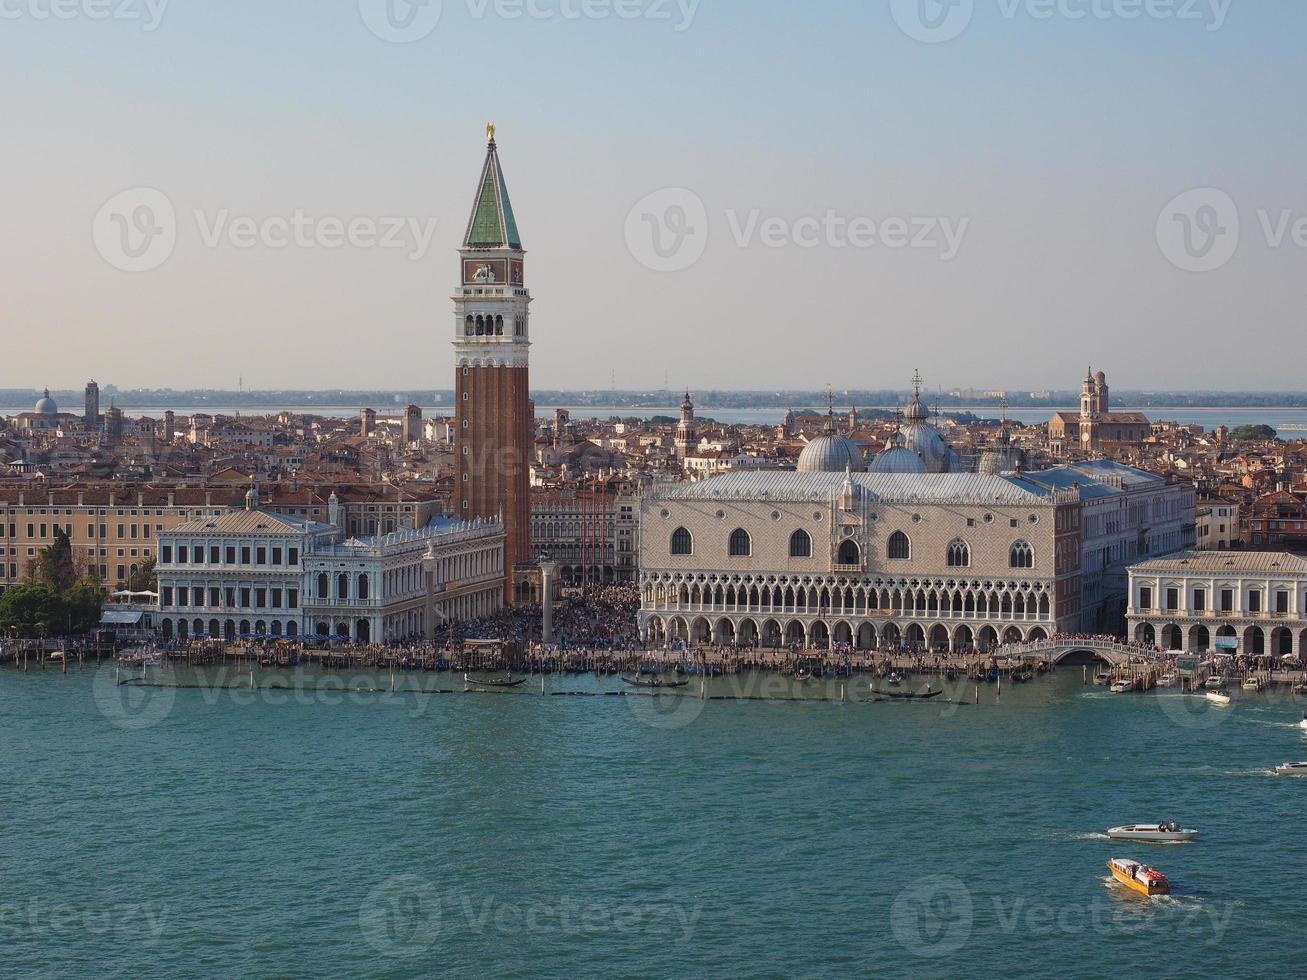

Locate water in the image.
[2,666,1304,978]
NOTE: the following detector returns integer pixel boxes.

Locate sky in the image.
[2,0,1304,393]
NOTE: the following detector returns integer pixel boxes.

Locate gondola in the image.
[872,687,945,700]
[463,674,528,689]
[1011,665,1035,683]
[621,675,690,690]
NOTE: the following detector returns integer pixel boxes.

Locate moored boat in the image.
[1107,858,1171,897]
[463,673,527,689]
[1242,676,1264,692]
[886,672,904,686]
[620,675,689,690]
[1299,714,1307,731]
[1157,671,1178,687]
[1205,690,1232,706]
[1205,676,1227,690]
[1093,671,1113,686]
[872,686,945,701]
[1110,679,1135,694]
[1107,822,1198,843]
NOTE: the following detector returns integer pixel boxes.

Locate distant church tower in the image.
[84,380,100,430]
[1080,366,1107,451]
[454,124,533,602]
[675,391,696,462]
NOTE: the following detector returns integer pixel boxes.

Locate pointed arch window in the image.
[1010,540,1034,569]
[837,539,861,566]
[789,529,812,558]
[729,528,752,557]
[947,538,971,568]
[887,531,911,561]
[670,527,693,556]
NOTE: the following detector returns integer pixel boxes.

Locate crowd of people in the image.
[452,585,642,650]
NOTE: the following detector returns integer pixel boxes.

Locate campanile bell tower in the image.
[454,124,533,602]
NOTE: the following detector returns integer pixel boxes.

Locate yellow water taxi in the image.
[1108,858,1171,897]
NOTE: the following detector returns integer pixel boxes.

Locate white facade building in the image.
[156,491,506,643]
[1127,550,1307,658]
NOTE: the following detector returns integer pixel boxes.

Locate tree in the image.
[29,528,78,592]
[0,584,64,636]
[1230,424,1277,442]
[128,557,157,593]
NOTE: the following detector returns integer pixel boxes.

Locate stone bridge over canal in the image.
[995,638,1164,668]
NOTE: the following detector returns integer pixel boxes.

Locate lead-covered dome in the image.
[797,433,867,473]
[869,446,927,474]
[34,389,58,415]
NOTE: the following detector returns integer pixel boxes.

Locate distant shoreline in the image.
[7,402,1307,415]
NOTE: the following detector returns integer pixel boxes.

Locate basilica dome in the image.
[878,374,963,474]
[869,446,927,474]
[797,433,867,474]
[34,389,58,415]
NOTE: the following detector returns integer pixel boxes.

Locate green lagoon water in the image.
[1,666,1304,978]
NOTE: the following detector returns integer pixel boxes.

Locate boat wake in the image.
[1070,832,1110,841]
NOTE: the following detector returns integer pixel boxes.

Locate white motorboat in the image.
[1274,762,1307,777]
[1205,690,1232,706]
[1204,676,1227,690]
[1110,679,1135,694]
[1156,671,1178,688]
[1242,676,1264,692]
[1107,822,1199,843]
[1299,715,1307,731]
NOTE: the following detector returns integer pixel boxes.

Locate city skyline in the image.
[5,3,1305,389]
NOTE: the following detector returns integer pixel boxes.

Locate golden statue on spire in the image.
[487,121,496,142]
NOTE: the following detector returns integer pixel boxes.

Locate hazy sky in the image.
[3,0,1303,392]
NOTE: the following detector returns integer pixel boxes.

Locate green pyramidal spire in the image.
[463,125,522,250]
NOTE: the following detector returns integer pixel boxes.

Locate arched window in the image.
[789,529,812,558]
[1010,540,1034,569]
[947,539,970,568]
[317,573,329,600]
[465,315,474,336]
[670,527,693,556]
[837,539,861,566]
[494,315,504,336]
[887,531,911,560]
[729,528,752,557]
[358,573,369,601]
[337,573,350,599]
